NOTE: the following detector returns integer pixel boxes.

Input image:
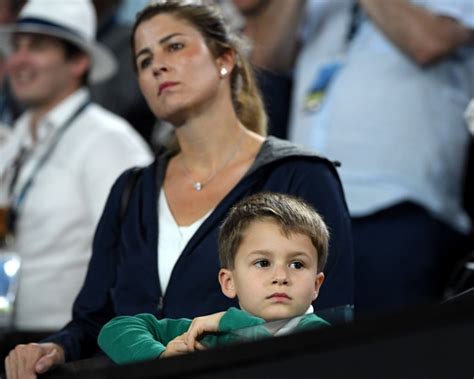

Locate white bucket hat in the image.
[0,0,117,83]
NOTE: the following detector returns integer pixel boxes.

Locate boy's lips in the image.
[267,293,291,301]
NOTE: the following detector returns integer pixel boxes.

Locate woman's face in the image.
[133,13,225,125]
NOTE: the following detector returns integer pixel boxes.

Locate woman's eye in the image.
[290,261,304,269]
[138,57,151,70]
[168,42,184,52]
[255,260,270,268]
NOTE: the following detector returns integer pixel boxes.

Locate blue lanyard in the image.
[10,100,90,215]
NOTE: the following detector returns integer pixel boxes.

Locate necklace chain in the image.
[180,131,245,191]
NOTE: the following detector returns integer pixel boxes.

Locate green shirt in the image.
[98,307,329,364]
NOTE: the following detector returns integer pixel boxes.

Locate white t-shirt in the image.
[158,189,212,294]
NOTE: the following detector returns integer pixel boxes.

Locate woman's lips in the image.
[158,82,178,95]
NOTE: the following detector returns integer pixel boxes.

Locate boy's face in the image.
[219,219,324,322]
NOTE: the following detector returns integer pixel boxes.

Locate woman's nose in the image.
[151,58,169,77]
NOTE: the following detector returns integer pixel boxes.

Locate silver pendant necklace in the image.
[180,131,245,192]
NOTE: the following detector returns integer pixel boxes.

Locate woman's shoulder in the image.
[242,137,346,199]
[108,160,157,200]
[253,136,340,172]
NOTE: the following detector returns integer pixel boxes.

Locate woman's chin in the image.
[155,107,188,127]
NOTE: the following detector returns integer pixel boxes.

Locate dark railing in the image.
[23,292,473,379]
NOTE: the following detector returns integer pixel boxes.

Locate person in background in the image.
[287,0,474,313]
[4,2,353,378]
[0,0,153,365]
[0,0,25,137]
[90,0,157,147]
[234,0,474,314]
[98,192,330,364]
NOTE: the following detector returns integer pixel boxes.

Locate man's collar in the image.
[16,88,89,148]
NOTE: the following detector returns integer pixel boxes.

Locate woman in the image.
[5,1,353,377]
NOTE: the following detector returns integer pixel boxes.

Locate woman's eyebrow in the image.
[158,32,184,45]
[135,33,185,60]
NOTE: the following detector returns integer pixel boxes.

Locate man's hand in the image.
[184,312,225,352]
[5,342,65,379]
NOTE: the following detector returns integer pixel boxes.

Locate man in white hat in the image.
[0,0,153,347]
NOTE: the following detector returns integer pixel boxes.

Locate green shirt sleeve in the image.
[210,308,271,345]
[98,313,192,364]
[214,309,329,346]
[218,307,266,331]
[297,313,331,329]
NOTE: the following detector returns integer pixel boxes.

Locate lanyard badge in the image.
[303,61,343,113]
[3,100,90,236]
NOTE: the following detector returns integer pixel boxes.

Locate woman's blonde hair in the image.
[131,0,268,137]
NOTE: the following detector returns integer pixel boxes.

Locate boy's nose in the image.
[271,266,289,285]
[272,277,289,285]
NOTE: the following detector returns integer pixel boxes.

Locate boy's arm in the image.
[184,311,226,351]
[185,308,269,350]
[98,313,191,364]
[217,307,266,332]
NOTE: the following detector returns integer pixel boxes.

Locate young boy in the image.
[98,192,330,364]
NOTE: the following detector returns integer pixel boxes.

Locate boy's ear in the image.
[312,272,325,301]
[219,268,237,299]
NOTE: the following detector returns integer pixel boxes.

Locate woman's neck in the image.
[174,98,246,167]
[177,119,245,173]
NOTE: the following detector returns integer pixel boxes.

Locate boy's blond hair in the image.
[219,192,329,272]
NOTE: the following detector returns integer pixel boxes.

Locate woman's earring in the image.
[220,67,228,77]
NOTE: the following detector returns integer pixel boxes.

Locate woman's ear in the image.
[216,48,236,77]
[219,268,237,299]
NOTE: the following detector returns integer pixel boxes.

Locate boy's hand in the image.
[161,333,192,358]
[185,312,225,351]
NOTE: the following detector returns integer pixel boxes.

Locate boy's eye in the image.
[168,42,184,52]
[290,261,304,269]
[254,259,270,268]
